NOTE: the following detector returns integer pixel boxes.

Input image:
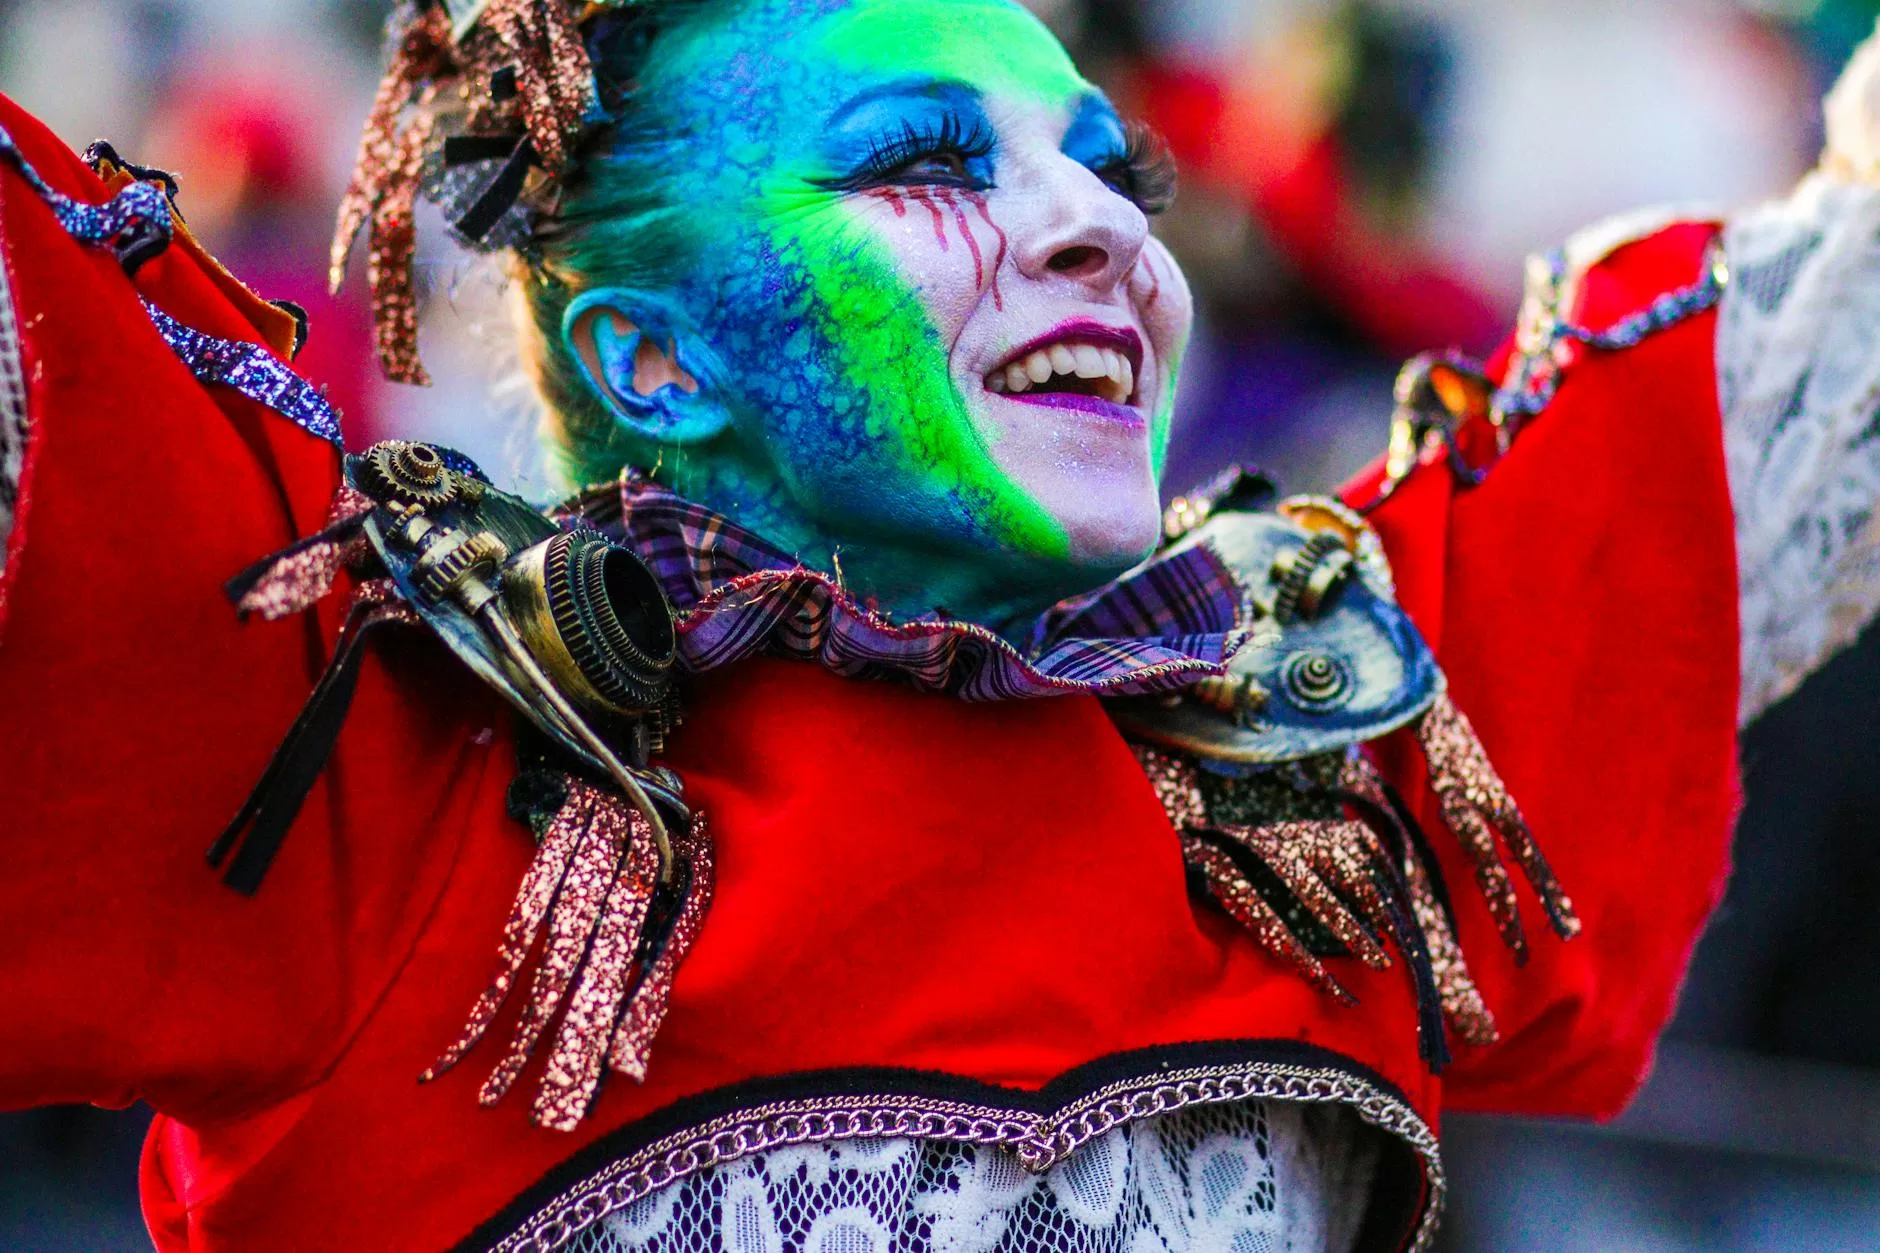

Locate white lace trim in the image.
[1719,171,1880,724]
[571,1101,1378,1253]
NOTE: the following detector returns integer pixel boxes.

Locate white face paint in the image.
[848,82,1194,569]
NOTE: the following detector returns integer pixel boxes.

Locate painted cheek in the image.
[862,188,1010,314]
[790,201,1064,555]
[1132,242,1194,476]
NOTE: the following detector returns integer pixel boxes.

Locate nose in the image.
[1010,155,1149,294]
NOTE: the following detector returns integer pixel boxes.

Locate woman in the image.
[2,1,1875,1249]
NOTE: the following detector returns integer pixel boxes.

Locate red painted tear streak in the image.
[939,190,987,296]
[964,191,1007,311]
[906,188,949,249]
[1141,252,1162,310]
[869,188,909,218]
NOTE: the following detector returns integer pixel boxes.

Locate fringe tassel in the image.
[471,0,598,177]
[1182,832,1357,1005]
[332,0,600,383]
[362,112,437,387]
[1343,756,1498,1047]
[424,775,715,1131]
[1139,740,1512,1066]
[1415,691,1580,961]
[610,815,714,1084]
[1220,820,1396,972]
[330,8,452,384]
[330,7,451,291]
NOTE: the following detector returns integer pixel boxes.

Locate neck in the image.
[657,449,1121,634]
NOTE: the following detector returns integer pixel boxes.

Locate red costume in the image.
[0,81,1743,1253]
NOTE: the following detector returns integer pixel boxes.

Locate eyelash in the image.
[835,115,996,191]
[1091,121,1178,216]
[825,116,1176,215]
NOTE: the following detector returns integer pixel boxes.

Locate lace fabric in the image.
[1719,172,1880,724]
[568,1100,1378,1253]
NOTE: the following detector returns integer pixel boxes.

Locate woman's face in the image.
[584,0,1193,594]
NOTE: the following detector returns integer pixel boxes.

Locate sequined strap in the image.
[0,121,350,451]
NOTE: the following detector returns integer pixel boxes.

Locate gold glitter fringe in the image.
[1415,691,1580,961]
[469,0,599,177]
[332,0,601,384]
[423,775,715,1131]
[1342,755,1498,1048]
[1181,833,1357,1004]
[1135,736,1516,1052]
[1229,819,1396,972]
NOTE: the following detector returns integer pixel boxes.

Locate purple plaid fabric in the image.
[563,473,1250,702]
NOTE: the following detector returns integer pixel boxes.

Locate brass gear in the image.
[359,441,461,508]
[413,529,508,601]
[1271,532,1355,625]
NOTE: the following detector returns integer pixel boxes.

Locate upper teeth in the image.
[986,341,1135,405]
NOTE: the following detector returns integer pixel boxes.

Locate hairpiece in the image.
[332,0,635,384]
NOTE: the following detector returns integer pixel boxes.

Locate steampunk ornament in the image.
[1113,485,1579,1067]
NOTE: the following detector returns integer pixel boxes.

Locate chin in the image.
[1055,491,1164,572]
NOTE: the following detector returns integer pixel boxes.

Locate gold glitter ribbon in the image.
[468,0,599,177]
[1414,691,1580,961]
[332,1,602,384]
[231,485,376,622]
[423,774,714,1130]
[1181,833,1356,1003]
[1136,732,1523,1055]
[331,9,453,384]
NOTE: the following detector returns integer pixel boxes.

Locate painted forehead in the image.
[661,0,1095,133]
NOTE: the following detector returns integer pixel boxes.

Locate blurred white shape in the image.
[1824,16,1880,182]
[2,0,143,152]
[1419,0,1815,306]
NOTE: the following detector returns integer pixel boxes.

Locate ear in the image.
[562,289,732,445]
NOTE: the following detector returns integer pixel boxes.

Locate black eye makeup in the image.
[818,82,998,196]
[839,112,997,192]
[1091,120,1178,216]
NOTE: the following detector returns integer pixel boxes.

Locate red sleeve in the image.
[0,93,494,1125]
[1348,224,1741,1119]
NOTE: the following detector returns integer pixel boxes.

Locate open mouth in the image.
[984,320,1144,411]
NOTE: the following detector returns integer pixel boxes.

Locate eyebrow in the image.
[825,76,985,129]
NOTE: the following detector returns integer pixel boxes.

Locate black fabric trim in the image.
[454,1038,1430,1253]
[452,137,536,244]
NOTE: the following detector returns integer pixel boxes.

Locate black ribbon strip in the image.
[446,134,537,244]
[1326,784,1455,1071]
[1190,827,1349,958]
[207,600,389,895]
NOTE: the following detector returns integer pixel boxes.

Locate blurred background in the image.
[2,0,1878,1249]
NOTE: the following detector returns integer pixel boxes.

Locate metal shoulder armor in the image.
[1107,495,1441,769]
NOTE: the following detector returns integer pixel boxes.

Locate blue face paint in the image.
[552,0,1191,628]
[817,80,998,194]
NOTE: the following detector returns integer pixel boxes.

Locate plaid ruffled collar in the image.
[564,473,1250,702]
